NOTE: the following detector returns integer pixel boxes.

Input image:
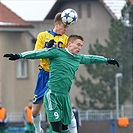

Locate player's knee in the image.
[51,121,62,132]
[62,124,68,130]
[32,109,40,116]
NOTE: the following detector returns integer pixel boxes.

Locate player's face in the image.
[55,22,69,35]
[68,39,83,55]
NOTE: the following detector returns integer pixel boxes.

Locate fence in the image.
[7,105,133,122]
[79,105,133,121]
[6,105,133,133]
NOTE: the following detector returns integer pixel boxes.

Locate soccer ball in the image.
[61,8,78,25]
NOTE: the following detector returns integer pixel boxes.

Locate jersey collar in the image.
[65,48,75,56]
[48,30,61,36]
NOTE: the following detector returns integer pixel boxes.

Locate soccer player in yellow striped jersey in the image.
[34,30,68,72]
[32,12,77,133]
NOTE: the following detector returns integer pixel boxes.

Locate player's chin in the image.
[60,31,65,35]
[75,51,79,54]
[63,30,67,34]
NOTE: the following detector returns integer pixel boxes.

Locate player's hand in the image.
[47,39,55,48]
[107,58,119,67]
[3,53,20,60]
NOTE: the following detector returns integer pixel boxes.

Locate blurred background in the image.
[0,0,133,132]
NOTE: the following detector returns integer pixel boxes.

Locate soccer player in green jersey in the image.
[4,34,119,133]
[32,12,69,133]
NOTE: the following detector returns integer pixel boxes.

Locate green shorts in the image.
[44,89,72,125]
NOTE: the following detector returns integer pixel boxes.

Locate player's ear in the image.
[54,21,58,27]
[67,42,71,47]
[67,42,72,47]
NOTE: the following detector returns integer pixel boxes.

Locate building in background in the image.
[0,0,126,117]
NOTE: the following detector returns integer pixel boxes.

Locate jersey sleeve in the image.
[80,55,108,64]
[34,32,46,50]
[19,48,56,59]
[63,35,68,48]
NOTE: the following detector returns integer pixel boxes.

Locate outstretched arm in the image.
[81,55,119,67]
[3,48,55,61]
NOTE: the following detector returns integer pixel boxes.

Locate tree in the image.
[75,1,132,110]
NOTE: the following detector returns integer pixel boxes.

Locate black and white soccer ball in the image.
[61,8,78,25]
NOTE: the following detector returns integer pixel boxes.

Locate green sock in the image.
[62,129,69,133]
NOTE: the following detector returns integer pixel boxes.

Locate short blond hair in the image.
[54,12,62,23]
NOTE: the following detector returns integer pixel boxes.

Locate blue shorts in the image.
[33,69,49,104]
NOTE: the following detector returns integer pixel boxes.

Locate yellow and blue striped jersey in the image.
[34,30,68,71]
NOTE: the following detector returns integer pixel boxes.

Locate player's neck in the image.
[53,28,59,34]
[65,48,75,56]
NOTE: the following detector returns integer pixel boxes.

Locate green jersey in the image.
[19,48,107,93]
